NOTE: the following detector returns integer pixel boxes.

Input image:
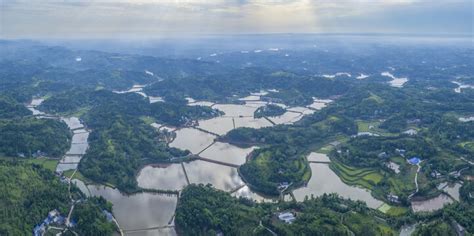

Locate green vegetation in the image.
[0,95,31,118]
[0,118,71,158]
[254,104,286,118]
[329,159,382,190]
[79,103,189,192]
[413,220,456,236]
[0,161,115,235]
[175,184,264,235]
[175,184,396,236]
[24,158,59,172]
[1,40,474,235]
[72,197,116,235]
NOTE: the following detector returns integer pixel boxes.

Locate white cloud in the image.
[0,0,471,38]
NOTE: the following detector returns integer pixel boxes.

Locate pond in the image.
[440,182,461,201]
[66,143,89,155]
[200,142,255,166]
[169,128,216,154]
[292,162,383,209]
[381,71,408,88]
[459,116,474,122]
[56,163,78,172]
[234,117,273,129]
[411,194,453,212]
[137,164,188,191]
[287,107,315,115]
[213,104,257,117]
[268,111,303,125]
[61,117,84,130]
[183,160,244,192]
[399,223,417,236]
[88,185,178,233]
[197,117,235,135]
[71,130,89,143]
[452,81,474,93]
[307,98,332,110]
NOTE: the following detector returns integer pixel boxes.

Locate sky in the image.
[0,0,472,38]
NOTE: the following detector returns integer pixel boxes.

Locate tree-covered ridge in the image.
[0,95,31,118]
[175,184,264,235]
[79,102,189,192]
[0,161,115,235]
[40,89,220,126]
[0,117,71,158]
[175,184,396,236]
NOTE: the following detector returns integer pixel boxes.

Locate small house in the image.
[387,194,400,203]
[408,157,421,165]
[431,170,442,179]
[278,212,296,224]
[102,210,114,222]
[395,148,406,156]
[378,152,388,159]
[403,129,418,136]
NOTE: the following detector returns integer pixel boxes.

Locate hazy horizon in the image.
[1,0,472,39]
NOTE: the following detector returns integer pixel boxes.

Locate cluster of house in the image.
[33,209,74,236]
[387,193,400,204]
[17,150,47,158]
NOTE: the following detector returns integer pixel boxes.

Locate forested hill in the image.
[0,161,116,235]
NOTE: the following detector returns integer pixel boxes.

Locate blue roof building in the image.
[408,157,421,165]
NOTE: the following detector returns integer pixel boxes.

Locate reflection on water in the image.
[137,164,188,191]
[183,160,244,192]
[200,142,255,166]
[170,128,215,154]
[293,163,383,208]
[231,185,276,203]
[197,117,234,135]
[411,194,453,212]
[88,185,177,231]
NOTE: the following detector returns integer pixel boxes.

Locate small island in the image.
[254,104,286,118]
[239,145,311,196]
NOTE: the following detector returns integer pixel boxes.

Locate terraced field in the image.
[329,159,383,190]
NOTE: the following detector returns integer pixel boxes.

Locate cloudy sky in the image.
[0,0,472,38]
